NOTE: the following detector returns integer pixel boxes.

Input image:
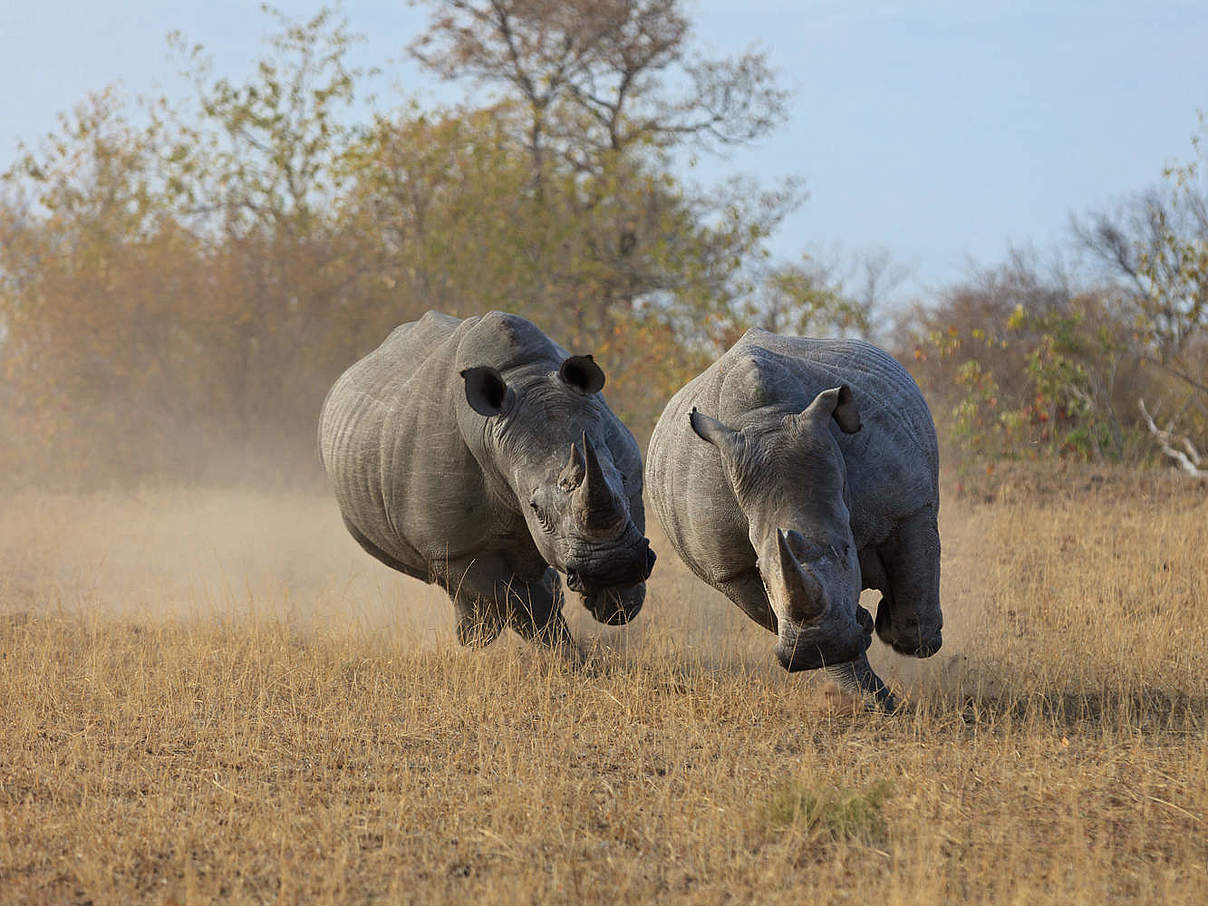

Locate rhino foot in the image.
[874,607,942,660]
[826,653,900,713]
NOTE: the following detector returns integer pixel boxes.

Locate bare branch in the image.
[409,0,787,174]
[1140,354,1208,396]
[1139,398,1207,477]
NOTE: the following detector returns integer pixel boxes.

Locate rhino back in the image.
[647,330,938,583]
[737,330,938,491]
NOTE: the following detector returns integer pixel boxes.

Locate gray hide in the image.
[319,311,655,648]
[645,329,941,709]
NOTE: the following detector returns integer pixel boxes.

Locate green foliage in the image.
[166,5,365,231]
[1073,117,1208,461]
[402,0,800,365]
[749,256,871,338]
[760,778,894,843]
[1137,121,1208,361]
[907,263,1153,467]
[951,358,1003,457]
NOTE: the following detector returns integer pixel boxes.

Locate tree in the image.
[0,88,220,482]
[0,3,798,486]
[900,252,1150,464]
[163,6,384,462]
[747,246,911,341]
[342,101,787,425]
[1075,184,1208,385]
[408,0,787,179]
[1074,117,1208,464]
[0,9,384,484]
[405,0,797,350]
[166,5,363,235]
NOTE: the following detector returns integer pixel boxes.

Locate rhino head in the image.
[690,385,871,670]
[461,354,655,625]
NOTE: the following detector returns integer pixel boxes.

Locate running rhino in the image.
[645,329,942,709]
[319,311,655,649]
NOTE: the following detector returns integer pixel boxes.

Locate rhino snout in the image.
[582,580,647,626]
[775,613,872,672]
[565,537,654,592]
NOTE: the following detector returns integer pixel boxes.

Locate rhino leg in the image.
[504,568,574,650]
[858,544,890,597]
[859,544,901,650]
[827,654,899,712]
[874,509,942,658]
[440,555,574,651]
[454,602,506,647]
[438,555,511,648]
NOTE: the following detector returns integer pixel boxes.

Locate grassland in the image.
[1,468,1206,904]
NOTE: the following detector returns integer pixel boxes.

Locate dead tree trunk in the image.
[1138,399,1208,477]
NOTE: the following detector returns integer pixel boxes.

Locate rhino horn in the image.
[559,441,587,491]
[574,432,627,535]
[777,529,828,621]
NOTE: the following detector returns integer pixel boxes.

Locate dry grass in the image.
[2,470,1207,904]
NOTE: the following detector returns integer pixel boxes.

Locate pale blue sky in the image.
[3,1,1206,299]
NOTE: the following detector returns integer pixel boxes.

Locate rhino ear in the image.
[559,354,606,395]
[689,408,741,454]
[802,384,861,434]
[461,366,512,417]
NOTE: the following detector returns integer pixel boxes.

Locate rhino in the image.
[319,311,655,649]
[645,329,942,709]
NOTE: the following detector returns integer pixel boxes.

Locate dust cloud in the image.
[0,487,449,639]
[0,480,981,692]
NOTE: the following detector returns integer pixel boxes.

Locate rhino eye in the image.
[529,500,555,534]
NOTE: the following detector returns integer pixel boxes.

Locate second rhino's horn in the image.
[574,432,627,535]
[777,529,828,622]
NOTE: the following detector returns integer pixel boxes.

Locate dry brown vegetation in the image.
[2,470,1207,904]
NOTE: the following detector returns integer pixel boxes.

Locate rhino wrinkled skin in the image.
[319,311,655,648]
[646,329,942,709]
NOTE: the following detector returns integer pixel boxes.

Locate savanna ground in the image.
[1,467,1206,904]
